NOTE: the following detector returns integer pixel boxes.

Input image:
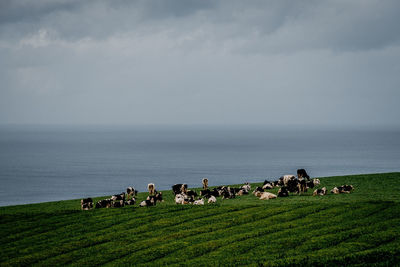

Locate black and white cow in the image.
[331,185,354,194]
[124,198,136,206]
[112,200,124,208]
[277,186,289,197]
[81,198,93,210]
[126,187,138,197]
[95,198,112,208]
[297,169,310,180]
[111,192,126,202]
[313,187,327,196]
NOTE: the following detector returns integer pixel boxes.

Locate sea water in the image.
[0,125,399,206]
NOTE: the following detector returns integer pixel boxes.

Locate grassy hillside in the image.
[1,173,400,266]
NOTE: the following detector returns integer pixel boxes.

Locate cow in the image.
[208,195,217,203]
[172,184,184,195]
[297,169,310,180]
[148,183,156,195]
[313,187,327,196]
[186,190,197,198]
[193,199,205,205]
[140,196,156,207]
[258,192,277,200]
[286,177,300,194]
[174,193,193,205]
[262,182,274,190]
[202,178,209,190]
[280,175,296,186]
[253,186,264,195]
[111,193,126,202]
[241,183,251,192]
[126,187,138,197]
[81,198,93,210]
[277,186,289,197]
[95,198,112,208]
[152,192,163,203]
[124,198,136,205]
[112,200,124,208]
[298,178,307,193]
[200,189,211,198]
[331,185,354,194]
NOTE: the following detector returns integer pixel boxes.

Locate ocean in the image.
[0,125,399,206]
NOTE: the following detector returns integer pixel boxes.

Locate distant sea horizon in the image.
[0,124,399,207]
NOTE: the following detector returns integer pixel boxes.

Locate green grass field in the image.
[1,172,400,266]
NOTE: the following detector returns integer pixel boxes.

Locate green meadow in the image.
[1,173,399,266]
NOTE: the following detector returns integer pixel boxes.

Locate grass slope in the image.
[1,172,400,266]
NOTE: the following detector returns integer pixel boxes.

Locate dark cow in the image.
[81,198,93,210]
[277,186,289,197]
[172,184,184,195]
[124,198,136,206]
[298,179,307,193]
[112,200,124,208]
[200,189,211,198]
[140,196,156,207]
[286,178,300,194]
[95,198,112,208]
[297,169,310,180]
[186,190,197,198]
[111,192,126,201]
[331,185,354,194]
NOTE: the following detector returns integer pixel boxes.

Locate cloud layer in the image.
[1,0,400,126]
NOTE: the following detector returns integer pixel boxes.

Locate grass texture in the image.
[1,172,400,266]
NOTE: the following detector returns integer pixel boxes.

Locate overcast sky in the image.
[1,0,399,127]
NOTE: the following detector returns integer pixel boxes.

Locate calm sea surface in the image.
[0,125,399,206]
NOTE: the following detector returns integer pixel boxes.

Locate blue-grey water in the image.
[0,125,399,207]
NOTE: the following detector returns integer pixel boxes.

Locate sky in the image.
[0,0,400,127]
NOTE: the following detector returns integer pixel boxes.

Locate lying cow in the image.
[81,198,93,210]
[96,198,112,208]
[208,196,217,203]
[193,198,205,205]
[253,186,264,195]
[124,198,136,205]
[331,185,354,194]
[140,196,156,207]
[255,191,277,200]
[111,193,126,202]
[313,187,327,196]
[112,200,124,208]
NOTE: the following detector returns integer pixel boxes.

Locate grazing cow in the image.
[193,198,205,205]
[313,187,327,196]
[126,187,138,197]
[95,199,112,208]
[202,178,209,190]
[297,169,310,180]
[111,193,126,202]
[81,198,93,210]
[277,187,289,197]
[124,198,136,205]
[112,200,124,208]
[258,192,277,200]
[208,196,217,203]
[148,183,156,195]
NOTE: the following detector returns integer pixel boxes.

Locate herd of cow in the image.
[80,169,354,210]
